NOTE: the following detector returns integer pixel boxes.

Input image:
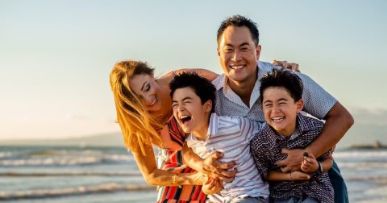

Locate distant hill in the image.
[0,132,125,147]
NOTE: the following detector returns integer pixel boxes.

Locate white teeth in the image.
[230,65,244,70]
[272,117,284,122]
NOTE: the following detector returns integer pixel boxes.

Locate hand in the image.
[301,152,319,173]
[202,151,237,181]
[191,171,209,185]
[289,171,311,181]
[275,148,304,172]
[202,177,223,195]
[272,60,300,72]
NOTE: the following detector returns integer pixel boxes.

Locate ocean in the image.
[1,145,387,203]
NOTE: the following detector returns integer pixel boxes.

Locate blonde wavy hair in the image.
[110,60,163,155]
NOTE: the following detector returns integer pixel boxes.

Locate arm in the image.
[267,171,310,181]
[307,102,353,157]
[132,143,206,186]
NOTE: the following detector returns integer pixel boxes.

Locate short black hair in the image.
[170,72,216,113]
[259,69,303,103]
[217,15,259,45]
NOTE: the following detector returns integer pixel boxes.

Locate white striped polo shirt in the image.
[186,113,269,202]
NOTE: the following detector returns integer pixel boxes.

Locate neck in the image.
[192,115,210,141]
[228,70,258,107]
[278,121,297,138]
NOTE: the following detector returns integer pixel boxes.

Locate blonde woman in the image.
[110,60,233,202]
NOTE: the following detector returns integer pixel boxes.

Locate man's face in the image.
[262,87,303,136]
[217,26,261,84]
[172,87,212,134]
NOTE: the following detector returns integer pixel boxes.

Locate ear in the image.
[204,100,213,113]
[217,46,220,57]
[255,44,261,59]
[295,99,304,113]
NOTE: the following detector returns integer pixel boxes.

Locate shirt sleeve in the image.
[297,72,337,119]
[240,117,264,142]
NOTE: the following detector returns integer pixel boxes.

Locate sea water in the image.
[0,146,387,203]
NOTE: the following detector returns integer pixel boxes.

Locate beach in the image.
[1,145,387,203]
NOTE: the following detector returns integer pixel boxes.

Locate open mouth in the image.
[180,115,192,124]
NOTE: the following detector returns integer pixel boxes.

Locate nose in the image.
[143,94,156,106]
[232,50,241,61]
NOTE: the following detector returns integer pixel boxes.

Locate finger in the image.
[217,161,236,170]
[210,151,224,160]
[280,166,291,173]
[275,159,287,167]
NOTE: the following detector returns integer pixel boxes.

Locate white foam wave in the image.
[0,171,141,177]
[0,182,154,200]
[334,150,387,159]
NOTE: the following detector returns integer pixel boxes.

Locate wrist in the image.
[318,161,323,173]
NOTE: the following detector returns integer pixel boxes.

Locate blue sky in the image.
[1,0,386,140]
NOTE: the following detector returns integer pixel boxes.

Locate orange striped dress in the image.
[156,117,207,203]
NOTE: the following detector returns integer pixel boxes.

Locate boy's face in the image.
[262,87,304,136]
[172,87,212,134]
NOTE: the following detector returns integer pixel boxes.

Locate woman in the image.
[110,60,225,202]
[110,60,298,202]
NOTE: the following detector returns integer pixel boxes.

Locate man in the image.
[211,15,353,202]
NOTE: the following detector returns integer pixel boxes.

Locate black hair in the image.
[169,72,216,113]
[217,15,259,45]
[259,69,303,103]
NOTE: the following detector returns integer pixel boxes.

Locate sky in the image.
[0,0,386,140]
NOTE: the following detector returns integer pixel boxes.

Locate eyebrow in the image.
[172,96,192,103]
[263,98,288,104]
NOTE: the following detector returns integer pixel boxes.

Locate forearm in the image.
[146,170,203,186]
[267,171,291,181]
[182,144,205,173]
[133,145,204,187]
[306,102,354,157]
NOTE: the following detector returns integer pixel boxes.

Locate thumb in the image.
[211,151,224,160]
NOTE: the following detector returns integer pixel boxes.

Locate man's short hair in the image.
[259,69,304,103]
[170,72,216,113]
[217,15,259,45]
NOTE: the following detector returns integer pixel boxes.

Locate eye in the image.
[223,47,233,53]
[240,46,249,51]
[264,103,272,108]
[144,84,151,92]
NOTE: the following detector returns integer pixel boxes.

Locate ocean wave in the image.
[334,150,387,159]
[338,162,387,169]
[0,154,132,166]
[0,171,141,177]
[0,182,154,200]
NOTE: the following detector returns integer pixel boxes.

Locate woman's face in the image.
[129,73,163,113]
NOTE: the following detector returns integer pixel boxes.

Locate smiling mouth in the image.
[271,116,285,122]
[179,115,192,124]
[229,65,245,70]
[148,96,158,106]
